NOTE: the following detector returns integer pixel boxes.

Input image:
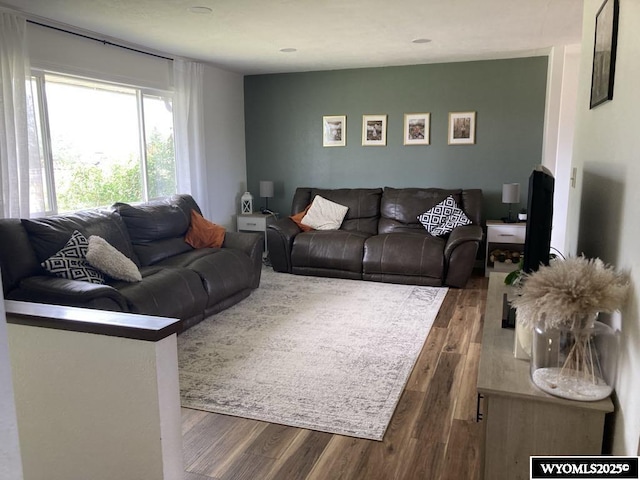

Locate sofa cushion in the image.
[378,187,463,235]
[417,195,472,236]
[185,210,226,248]
[41,230,105,284]
[86,235,142,282]
[291,230,370,274]
[301,195,349,230]
[22,209,138,265]
[292,188,382,234]
[363,233,445,279]
[114,197,193,266]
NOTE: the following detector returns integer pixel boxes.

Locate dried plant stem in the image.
[558,334,598,383]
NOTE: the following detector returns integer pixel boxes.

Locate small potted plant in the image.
[518,208,527,222]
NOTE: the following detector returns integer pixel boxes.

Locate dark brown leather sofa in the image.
[267,187,483,288]
[0,194,263,331]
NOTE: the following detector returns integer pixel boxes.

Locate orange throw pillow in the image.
[290,205,313,232]
[185,210,226,248]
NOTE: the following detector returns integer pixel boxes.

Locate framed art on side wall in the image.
[323,115,346,147]
[403,113,430,145]
[590,0,619,109]
[362,115,387,146]
[448,111,476,145]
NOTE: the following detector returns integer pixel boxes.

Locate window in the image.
[31,73,176,215]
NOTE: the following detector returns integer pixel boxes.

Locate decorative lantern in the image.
[241,191,253,214]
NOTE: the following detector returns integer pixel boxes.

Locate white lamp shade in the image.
[502,183,520,204]
[259,180,274,198]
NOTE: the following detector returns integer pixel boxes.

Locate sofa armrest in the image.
[10,276,129,311]
[443,224,483,259]
[443,224,484,288]
[266,218,301,273]
[222,231,264,288]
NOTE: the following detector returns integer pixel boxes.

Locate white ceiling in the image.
[1,0,584,75]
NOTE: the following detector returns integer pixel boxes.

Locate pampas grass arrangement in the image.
[512,256,628,331]
[512,255,628,401]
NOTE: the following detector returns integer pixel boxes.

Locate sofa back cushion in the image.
[0,219,42,295]
[379,187,480,235]
[22,210,138,266]
[114,194,202,266]
[291,188,382,235]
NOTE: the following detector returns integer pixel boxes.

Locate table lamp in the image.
[502,183,520,223]
[260,180,274,213]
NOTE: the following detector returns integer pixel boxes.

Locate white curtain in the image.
[0,12,44,218]
[173,59,210,219]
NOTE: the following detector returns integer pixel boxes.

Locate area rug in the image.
[177,269,447,441]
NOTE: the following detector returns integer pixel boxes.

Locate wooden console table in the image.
[477,273,614,480]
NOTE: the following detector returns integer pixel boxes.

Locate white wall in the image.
[202,64,247,229]
[570,0,640,455]
[0,291,23,480]
[543,45,581,256]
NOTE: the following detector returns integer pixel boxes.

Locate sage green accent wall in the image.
[244,57,548,220]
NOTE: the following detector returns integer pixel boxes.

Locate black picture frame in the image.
[589,0,619,109]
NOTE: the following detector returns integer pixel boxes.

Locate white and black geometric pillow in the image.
[430,208,472,236]
[41,230,105,284]
[417,195,472,236]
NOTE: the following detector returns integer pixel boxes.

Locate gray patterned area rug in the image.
[177,268,447,441]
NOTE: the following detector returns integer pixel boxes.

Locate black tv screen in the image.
[522,166,554,274]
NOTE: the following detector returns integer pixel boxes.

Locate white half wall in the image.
[571,0,640,455]
[8,324,183,480]
[0,291,23,480]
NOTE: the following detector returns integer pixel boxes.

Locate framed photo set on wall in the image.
[403,113,430,145]
[362,114,387,146]
[448,111,476,145]
[322,115,346,147]
[590,0,619,109]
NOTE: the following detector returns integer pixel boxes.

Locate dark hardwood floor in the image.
[182,273,488,480]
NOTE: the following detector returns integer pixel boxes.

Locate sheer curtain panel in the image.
[0,12,44,218]
[173,59,210,219]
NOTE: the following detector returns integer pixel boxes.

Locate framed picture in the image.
[403,113,430,145]
[362,114,387,146]
[323,115,346,147]
[448,111,476,145]
[590,0,619,109]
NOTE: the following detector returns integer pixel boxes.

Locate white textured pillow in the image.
[301,195,349,230]
[86,235,142,282]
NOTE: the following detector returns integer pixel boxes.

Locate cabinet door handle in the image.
[476,393,484,422]
[498,234,515,237]
[246,222,257,226]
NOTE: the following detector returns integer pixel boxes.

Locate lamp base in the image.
[501,217,519,223]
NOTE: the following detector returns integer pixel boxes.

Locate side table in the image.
[237,213,276,257]
[485,220,526,277]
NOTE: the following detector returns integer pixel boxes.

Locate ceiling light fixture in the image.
[279,48,297,53]
[412,38,432,44]
[188,6,213,14]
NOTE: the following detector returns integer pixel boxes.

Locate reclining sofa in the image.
[0,194,263,332]
[267,187,483,288]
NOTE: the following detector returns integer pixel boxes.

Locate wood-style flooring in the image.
[182,273,488,480]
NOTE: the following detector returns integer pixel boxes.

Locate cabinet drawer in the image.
[237,216,266,231]
[487,225,526,243]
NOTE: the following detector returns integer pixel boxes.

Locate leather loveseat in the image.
[267,187,483,288]
[0,194,263,331]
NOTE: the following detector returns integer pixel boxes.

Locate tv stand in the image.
[477,273,614,480]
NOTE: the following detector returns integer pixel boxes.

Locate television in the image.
[522,165,555,274]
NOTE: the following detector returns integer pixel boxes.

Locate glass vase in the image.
[530,318,616,401]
